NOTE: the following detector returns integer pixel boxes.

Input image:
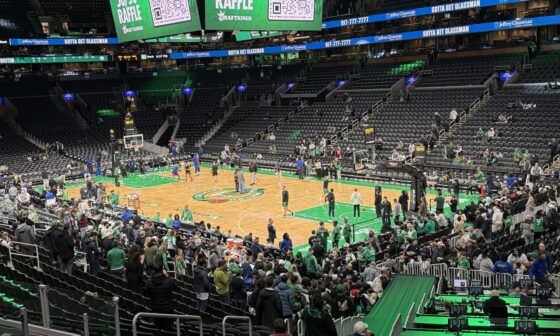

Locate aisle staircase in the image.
[365,275,436,336]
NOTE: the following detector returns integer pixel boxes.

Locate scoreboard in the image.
[205,0,323,31]
[110,0,201,43]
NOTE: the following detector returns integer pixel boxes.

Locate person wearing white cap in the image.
[353,321,373,336]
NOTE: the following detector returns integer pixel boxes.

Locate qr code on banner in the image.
[268,0,315,21]
[149,0,191,27]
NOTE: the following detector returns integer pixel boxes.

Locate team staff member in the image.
[249,161,258,185]
[325,188,336,218]
[351,188,362,218]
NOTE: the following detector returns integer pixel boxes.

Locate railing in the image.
[8,242,41,271]
[389,314,402,336]
[222,316,252,336]
[0,306,79,336]
[297,319,305,336]
[549,275,560,298]
[131,313,203,336]
[334,315,364,336]
[405,303,416,329]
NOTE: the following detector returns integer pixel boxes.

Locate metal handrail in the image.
[222,316,252,336]
[131,312,203,336]
[9,242,41,271]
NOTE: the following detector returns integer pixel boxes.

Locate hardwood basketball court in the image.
[66,165,471,249]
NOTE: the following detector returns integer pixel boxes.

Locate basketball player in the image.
[282,186,293,217]
[183,161,193,182]
[325,188,336,217]
[211,161,219,182]
[171,165,180,179]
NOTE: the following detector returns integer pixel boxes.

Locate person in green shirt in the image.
[106,241,126,278]
[394,225,406,247]
[152,212,161,222]
[414,218,426,236]
[108,190,119,206]
[332,221,341,248]
[532,212,544,237]
[304,249,319,277]
[342,218,352,244]
[523,149,533,162]
[452,155,463,165]
[425,216,436,234]
[513,148,523,162]
[476,127,486,140]
[316,221,329,249]
[156,243,169,271]
[213,260,230,304]
[164,213,173,228]
[27,205,39,223]
[457,251,470,269]
[181,205,194,224]
[407,223,417,240]
[362,243,376,265]
[474,167,485,183]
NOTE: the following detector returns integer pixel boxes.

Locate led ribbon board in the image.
[9,38,120,46]
[323,0,530,29]
[170,15,560,59]
[109,0,201,43]
[8,0,530,46]
[0,55,110,64]
[205,0,323,31]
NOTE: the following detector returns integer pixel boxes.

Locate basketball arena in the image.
[0,1,560,335]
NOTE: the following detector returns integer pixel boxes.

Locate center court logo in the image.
[193,188,264,203]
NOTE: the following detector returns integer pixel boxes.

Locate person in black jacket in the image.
[44,221,60,263]
[145,263,177,331]
[256,276,283,329]
[193,260,211,312]
[300,294,338,336]
[483,290,508,318]
[399,191,409,219]
[374,191,382,218]
[230,267,247,311]
[125,245,144,292]
[83,232,100,276]
[54,224,75,275]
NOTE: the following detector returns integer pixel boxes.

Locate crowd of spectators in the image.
[1,147,560,335]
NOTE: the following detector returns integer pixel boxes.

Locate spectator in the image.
[279,233,292,254]
[300,294,338,336]
[520,215,534,246]
[270,318,290,336]
[493,256,514,275]
[256,276,283,329]
[84,232,100,276]
[194,259,211,312]
[478,251,494,273]
[54,224,75,275]
[230,267,247,310]
[107,241,126,278]
[529,252,549,283]
[145,263,177,331]
[214,260,230,304]
[353,321,374,336]
[125,245,144,292]
[15,216,36,256]
[276,274,295,318]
